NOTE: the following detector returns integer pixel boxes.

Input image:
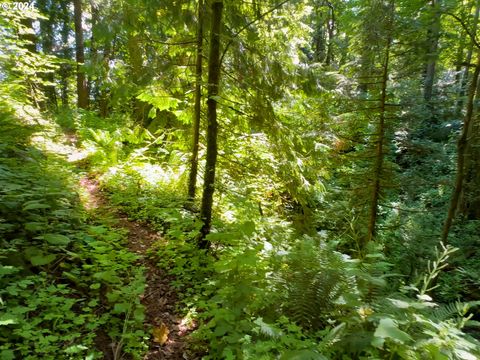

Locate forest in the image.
[1,0,480,358]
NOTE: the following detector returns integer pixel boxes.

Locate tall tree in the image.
[188,0,205,201]
[423,0,441,110]
[365,1,394,247]
[456,0,480,114]
[442,52,480,242]
[312,1,335,65]
[37,0,57,109]
[125,2,147,123]
[73,0,88,109]
[198,0,224,249]
[59,1,72,107]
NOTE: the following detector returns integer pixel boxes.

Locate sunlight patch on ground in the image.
[106,163,185,188]
[78,178,101,210]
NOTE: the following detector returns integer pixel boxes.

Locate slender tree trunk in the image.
[456,0,480,114]
[37,0,57,110]
[19,17,38,105]
[74,0,88,109]
[198,0,223,249]
[89,0,99,111]
[442,52,480,242]
[59,1,71,108]
[188,0,205,201]
[365,17,392,247]
[460,93,480,219]
[325,1,335,66]
[99,43,111,118]
[20,17,36,53]
[423,0,441,111]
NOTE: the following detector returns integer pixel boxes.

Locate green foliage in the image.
[278,239,358,330]
[4,0,480,359]
[0,105,147,358]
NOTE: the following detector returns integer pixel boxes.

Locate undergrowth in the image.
[94,139,480,359]
[52,109,480,359]
[0,103,147,359]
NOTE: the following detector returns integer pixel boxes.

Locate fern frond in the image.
[430,302,463,322]
[278,239,358,330]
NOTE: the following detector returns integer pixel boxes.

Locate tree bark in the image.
[365,31,391,247]
[188,0,205,201]
[19,17,36,53]
[59,1,71,108]
[89,0,99,111]
[74,0,88,109]
[364,0,394,246]
[456,0,480,114]
[37,0,57,110]
[423,0,441,110]
[198,0,223,249]
[460,97,480,219]
[325,1,335,66]
[442,52,480,242]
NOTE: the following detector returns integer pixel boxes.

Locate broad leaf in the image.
[374,318,412,343]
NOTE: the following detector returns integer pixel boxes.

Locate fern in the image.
[278,238,357,330]
[430,300,480,329]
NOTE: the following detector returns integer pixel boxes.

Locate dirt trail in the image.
[80,177,194,359]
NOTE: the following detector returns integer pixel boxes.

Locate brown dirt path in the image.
[79,177,195,359]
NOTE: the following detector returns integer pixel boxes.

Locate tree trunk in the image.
[188,0,205,201]
[59,1,71,108]
[460,96,480,219]
[442,52,480,242]
[325,1,335,66]
[20,17,36,53]
[19,17,38,105]
[456,0,480,114]
[198,0,223,249]
[89,0,99,111]
[423,0,441,110]
[74,0,88,109]
[99,42,111,118]
[365,31,392,247]
[37,0,57,110]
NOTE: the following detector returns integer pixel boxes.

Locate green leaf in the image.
[0,265,20,276]
[374,318,412,343]
[417,294,433,302]
[23,201,51,210]
[389,298,411,309]
[0,350,14,360]
[30,254,56,266]
[280,350,328,360]
[239,221,256,236]
[133,307,144,322]
[253,317,282,338]
[65,345,88,354]
[0,314,18,325]
[113,303,130,314]
[371,336,385,349]
[93,270,119,283]
[25,222,46,231]
[41,233,71,246]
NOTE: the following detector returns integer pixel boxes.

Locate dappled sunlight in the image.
[106,162,186,188]
[78,177,102,211]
